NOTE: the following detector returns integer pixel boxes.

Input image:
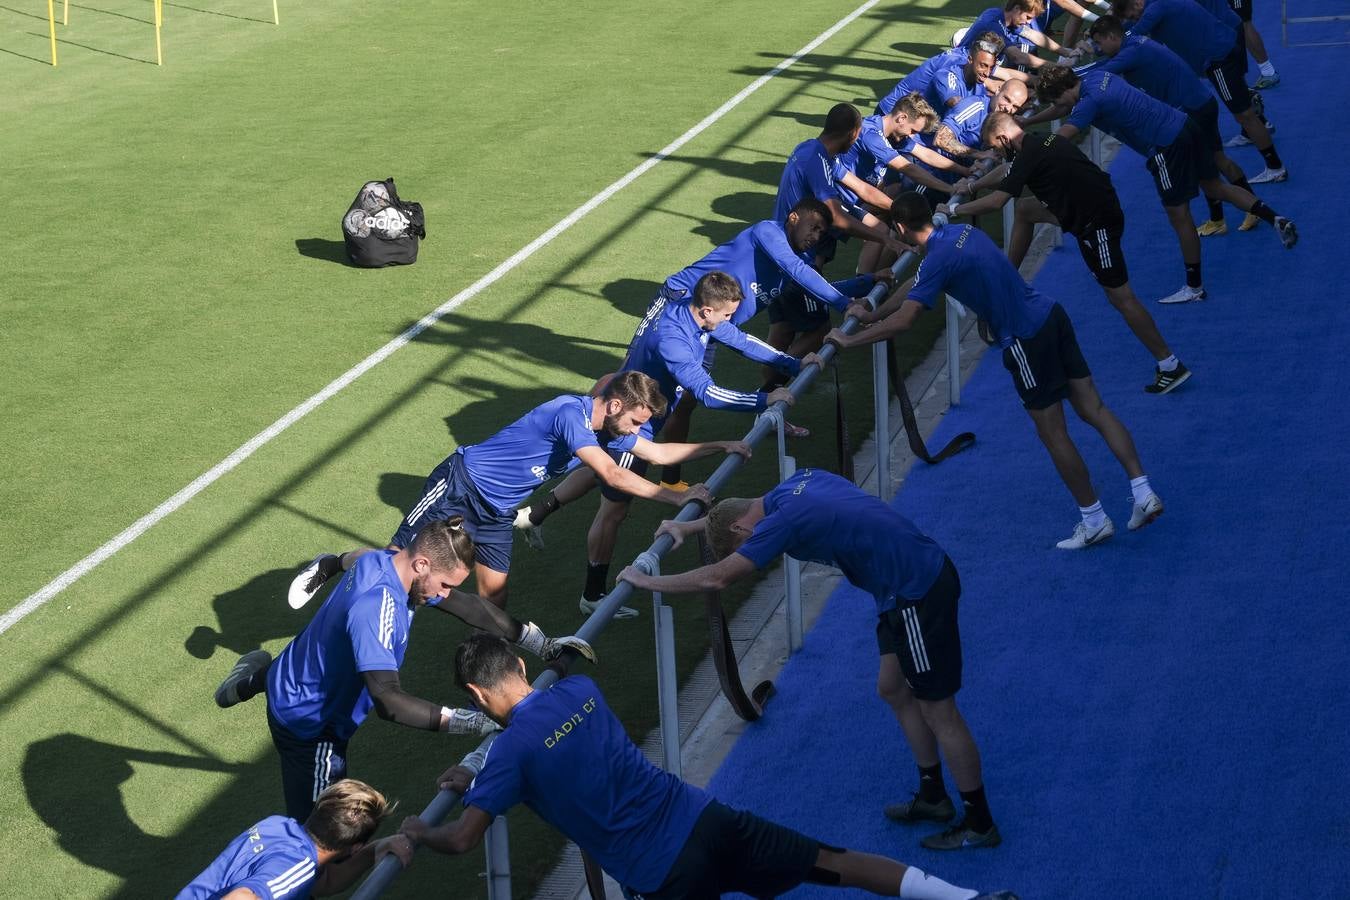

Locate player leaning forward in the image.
[394,634,1018,899]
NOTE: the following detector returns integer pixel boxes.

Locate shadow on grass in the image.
[163,0,274,24]
[295,237,351,265]
[0,44,50,65]
[599,277,662,316]
[185,563,314,661]
[28,31,157,65]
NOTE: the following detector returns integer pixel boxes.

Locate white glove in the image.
[1081,10,1099,23]
[443,708,501,736]
[516,621,598,663]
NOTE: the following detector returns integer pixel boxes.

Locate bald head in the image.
[994,79,1028,114]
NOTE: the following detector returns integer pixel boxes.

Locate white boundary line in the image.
[0,0,881,637]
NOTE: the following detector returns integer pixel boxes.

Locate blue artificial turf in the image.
[706,12,1350,897]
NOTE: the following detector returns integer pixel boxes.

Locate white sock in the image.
[1259,60,1276,76]
[1130,475,1153,505]
[1079,500,1107,529]
[900,866,978,900]
[1157,354,1178,372]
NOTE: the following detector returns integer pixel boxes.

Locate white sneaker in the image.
[1248,167,1287,184]
[215,650,272,708]
[288,554,339,610]
[1157,285,1206,305]
[512,507,545,551]
[579,596,639,620]
[1055,517,1115,550]
[1224,132,1254,148]
[1128,493,1164,531]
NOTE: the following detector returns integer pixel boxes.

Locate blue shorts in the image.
[267,705,349,822]
[1034,2,1066,31]
[389,451,514,574]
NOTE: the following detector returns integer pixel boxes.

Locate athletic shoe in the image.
[1275,216,1298,249]
[658,480,690,492]
[1055,517,1115,550]
[215,650,272,708]
[288,554,340,610]
[579,596,639,620]
[1145,363,1191,395]
[1239,212,1260,232]
[973,893,1020,900]
[783,421,811,439]
[512,507,545,551]
[1128,493,1164,531]
[920,821,1003,851]
[1249,167,1287,184]
[1196,219,1227,237]
[1224,132,1253,148]
[884,793,956,823]
[1157,285,1206,305]
[1251,72,1280,90]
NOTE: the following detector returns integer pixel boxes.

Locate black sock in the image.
[1185,263,1203,289]
[1233,176,1253,194]
[1259,144,1283,170]
[529,491,560,526]
[1205,198,1223,222]
[583,562,610,602]
[917,763,947,803]
[1250,200,1277,225]
[661,464,683,485]
[321,553,345,579]
[959,785,994,833]
[239,665,271,703]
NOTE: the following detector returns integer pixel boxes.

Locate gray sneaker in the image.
[920,821,1002,851]
[884,793,956,823]
[215,650,272,708]
[1056,518,1115,550]
[1128,494,1164,530]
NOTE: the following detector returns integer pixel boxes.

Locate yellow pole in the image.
[272,0,278,25]
[62,0,68,26]
[154,0,162,66]
[47,0,58,66]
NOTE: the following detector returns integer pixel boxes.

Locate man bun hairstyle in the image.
[693,270,744,312]
[602,370,669,420]
[455,633,521,692]
[305,779,394,853]
[893,92,940,133]
[822,102,862,139]
[409,517,475,573]
[707,497,756,561]
[1035,64,1080,105]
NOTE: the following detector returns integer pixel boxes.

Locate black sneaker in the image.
[883,793,956,823]
[1145,362,1191,394]
[920,820,1002,851]
[215,650,272,708]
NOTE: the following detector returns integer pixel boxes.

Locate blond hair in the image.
[892,92,940,134]
[305,779,395,852]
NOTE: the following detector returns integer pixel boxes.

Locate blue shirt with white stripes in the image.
[907,223,1055,349]
[941,95,992,154]
[877,48,968,114]
[773,138,847,224]
[1066,69,1185,156]
[663,220,870,326]
[1103,35,1212,112]
[465,675,711,894]
[177,815,318,900]
[267,550,412,741]
[1126,0,1235,73]
[960,7,1026,52]
[735,469,947,615]
[838,115,903,191]
[621,295,799,418]
[925,61,988,113]
[461,395,640,516]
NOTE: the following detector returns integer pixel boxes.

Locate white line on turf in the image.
[0,0,880,637]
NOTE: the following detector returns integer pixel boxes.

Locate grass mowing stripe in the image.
[0,0,881,638]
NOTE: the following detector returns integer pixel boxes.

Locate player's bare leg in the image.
[474,563,509,609]
[1008,198,1055,271]
[1026,402,1097,507]
[1103,283,1173,362]
[659,391,698,486]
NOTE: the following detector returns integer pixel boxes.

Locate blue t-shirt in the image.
[1066,69,1185,155]
[177,816,318,900]
[838,115,903,190]
[925,61,988,112]
[907,223,1055,347]
[1103,35,1211,112]
[773,138,846,224]
[267,550,413,741]
[735,469,947,614]
[461,395,640,516]
[620,297,799,417]
[960,7,1024,51]
[1127,0,1235,73]
[663,220,869,326]
[465,675,711,893]
[878,48,968,114]
[940,95,991,154]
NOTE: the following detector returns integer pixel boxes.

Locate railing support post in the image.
[871,341,890,498]
[945,295,962,407]
[484,815,511,900]
[652,560,682,778]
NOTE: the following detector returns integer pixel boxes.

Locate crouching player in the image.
[396,635,1019,900]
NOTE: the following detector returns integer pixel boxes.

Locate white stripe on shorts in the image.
[1010,340,1036,389]
[313,741,333,801]
[903,607,931,673]
[406,477,448,526]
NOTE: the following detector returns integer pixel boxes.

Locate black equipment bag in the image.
[341,178,426,268]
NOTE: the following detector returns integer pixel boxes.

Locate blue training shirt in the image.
[1066,69,1185,156]
[620,296,799,417]
[1103,35,1212,112]
[940,95,991,153]
[663,220,869,325]
[907,223,1055,348]
[461,395,640,517]
[178,816,318,900]
[877,48,968,114]
[465,675,711,893]
[267,550,413,741]
[773,137,846,224]
[925,60,988,112]
[735,469,947,614]
[960,7,1024,51]
[1126,0,1234,73]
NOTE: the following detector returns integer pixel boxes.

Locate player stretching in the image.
[177,779,409,899]
[622,468,1003,851]
[1035,65,1295,305]
[959,0,1082,70]
[286,372,741,610]
[831,194,1163,548]
[951,113,1190,393]
[396,634,1019,898]
[1229,0,1279,89]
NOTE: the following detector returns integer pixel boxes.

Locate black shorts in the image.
[1187,97,1224,155]
[1148,119,1217,207]
[1207,41,1254,115]
[766,282,831,333]
[1228,0,1253,22]
[875,557,963,702]
[635,800,820,900]
[390,451,514,574]
[599,443,651,503]
[1001,303,1091,410]
[267,705,349,822]
[1073,215,1129,290]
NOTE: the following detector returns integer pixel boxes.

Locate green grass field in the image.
[1,1,987,895]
